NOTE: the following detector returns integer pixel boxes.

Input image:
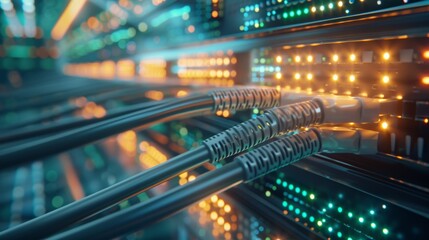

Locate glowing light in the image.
[294,73,301,80]
[333,74,339,81]
[311,6,317,12]
[349,75,356,82]
[332,54,339,62]
[381,121,388,130]
[383,52,390,60]
[348,212,353,218]
[382,75,390,84]
[338,1,344,7]
[51,0,88,40]
[306,73,313,80]
[423,50,429,59]
[276,55,282,63]
[224,204,231,213]
[422,76,429,85]
[382,228,389,235]
[358,217,365,223]
[317,221,323,226]
[350,54,356,61]
[275,72,282,79]
[424,118,429,124]
[307,55,313,62]
[309,193,315,200]
[371,223,377,229]
[295,56,301,62]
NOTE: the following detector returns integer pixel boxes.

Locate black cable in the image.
[52,129,322,240]
[0,87,282,165]
[0,96,213,168]
[0,88,284,238]
[0,98,172,144]
[0,147,210,240]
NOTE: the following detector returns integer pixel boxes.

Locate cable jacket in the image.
[0,147,210,239]
[0,96,212,168]
[52,161,244,240]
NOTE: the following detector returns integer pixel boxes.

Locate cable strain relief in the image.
[203,100,323,162]
[237,129,321,182]
[209,88,280,112]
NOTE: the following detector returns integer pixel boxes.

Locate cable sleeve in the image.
[209,87,280,112]
[236,129,322,182]
[203,100,322,162]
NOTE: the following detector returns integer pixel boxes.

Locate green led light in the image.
[371,223,377,229]
[296,9,302,16]
[288,184,294,190]
[253,108,259,114]
[304,8,309,14]
[295,187,301,193]
[260,22,264,27]
[328,227,333,232]
[309,216,315,222]
[288,205,294,211]
[302,190,308,197]
[302,212,307,218]
[328,203,333,208]
[317,220,323,226]
[337,207,343,213]
[265,191,271,197]
[320,5,325,11]
[348,212,353,218]
[309,194,315,200]
[382,228,389,235]
[322,208,327,212]
[358,217,364,223]
[370,210,375,215]
[52,196,64,208]
[283,12,288,18]
[347,238,353,240]
[282,181,287,187]
[289,11,295,17]
[295,208,301,214]
[282,201,288,207]
[337,232,342,238]
[329,3,334,9]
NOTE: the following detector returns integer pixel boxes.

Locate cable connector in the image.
[318,127,378,154]
[313,95,380,123]
[209,87,280,112]
[237,129,321,182]
[203,100,322,162]
[235,127,378,182]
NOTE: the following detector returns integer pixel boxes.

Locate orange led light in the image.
[383,52,390,60]
[382,75,390,84]
[423,50,429,59]
[332,54,339,62]
[381,121,388,130]
[422,76,429,85]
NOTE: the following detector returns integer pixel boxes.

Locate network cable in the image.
[51,127,378,239]
[0,94,384,239]
[0,87,280,168]
[0,86,194,143]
